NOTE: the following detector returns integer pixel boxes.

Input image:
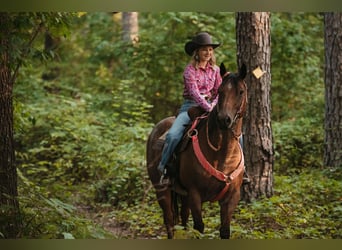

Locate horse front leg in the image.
[188,190,204,234]
[219,202,231,239]
[219,190,240,239]
[180,195,190,229]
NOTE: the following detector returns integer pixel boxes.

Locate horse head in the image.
[216,63,247,130]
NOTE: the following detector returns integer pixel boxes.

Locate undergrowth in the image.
[17,170,114,239]
[109,169,342,239]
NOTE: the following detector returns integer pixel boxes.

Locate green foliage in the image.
[1,13,74,71]
[15,63,151,200]
[17,169,113,239]
[271,13,324,172]
[271,13,324,121]
[273,116,324,173]
[233,170,342,239]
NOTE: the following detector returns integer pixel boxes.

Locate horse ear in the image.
[239,63,247,79]
[220,62,227,77]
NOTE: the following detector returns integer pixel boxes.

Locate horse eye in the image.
[239,90,244,96]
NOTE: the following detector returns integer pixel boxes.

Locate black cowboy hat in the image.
[184,32,221,56]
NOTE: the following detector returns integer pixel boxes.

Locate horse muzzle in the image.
[217,114,234,129]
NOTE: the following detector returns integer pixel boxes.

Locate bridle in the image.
[214,75,247,140]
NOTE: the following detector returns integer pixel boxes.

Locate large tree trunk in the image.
[122,12,139,44]
[0,13,20,238]
[236,12,274,202]
[324,13,342,168]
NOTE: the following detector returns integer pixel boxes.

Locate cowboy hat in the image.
[184,32,221,56]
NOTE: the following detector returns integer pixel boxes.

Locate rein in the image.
[188,115,245,202]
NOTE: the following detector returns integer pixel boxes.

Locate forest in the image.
[0,12,341,239]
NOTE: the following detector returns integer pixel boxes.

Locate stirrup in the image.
[159,169,169,185]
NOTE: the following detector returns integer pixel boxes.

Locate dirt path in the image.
[76,205,133,238]
[77,205,160,239]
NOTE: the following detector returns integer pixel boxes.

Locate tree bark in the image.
[0,13,20,238]
[236,12,274,202]
[324,13,342,168]
[122,12,139,44]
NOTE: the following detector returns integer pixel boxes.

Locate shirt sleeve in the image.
[209,66,222,108]
[183,65,212,112]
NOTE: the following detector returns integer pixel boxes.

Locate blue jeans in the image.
[158,100,198,173]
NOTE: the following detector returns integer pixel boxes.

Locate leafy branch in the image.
[10,21,44,85]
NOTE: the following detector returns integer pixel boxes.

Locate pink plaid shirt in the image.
[183,63,222,112]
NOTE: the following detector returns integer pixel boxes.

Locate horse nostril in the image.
[217,113,233,129]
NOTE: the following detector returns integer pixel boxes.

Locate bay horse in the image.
[146,63,247,239]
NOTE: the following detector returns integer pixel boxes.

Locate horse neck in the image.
[206,111,242,171]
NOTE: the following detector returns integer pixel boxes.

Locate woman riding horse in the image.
[158,32,222,184]
[146,62,248,238]
[158,32,249,185]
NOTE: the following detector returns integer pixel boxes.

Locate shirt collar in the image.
[198,62,214,71]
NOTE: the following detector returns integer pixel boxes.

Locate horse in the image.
[146,63,247,239]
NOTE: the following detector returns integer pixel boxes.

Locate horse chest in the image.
[210,146,241,175]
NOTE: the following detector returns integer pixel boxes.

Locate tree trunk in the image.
[0,13,20,238]
[122,12,139,44]
[324,13,342,168]
[236,12,274,202]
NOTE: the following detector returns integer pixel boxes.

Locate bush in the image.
[273,116,324,174]
[17,170,113,239]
